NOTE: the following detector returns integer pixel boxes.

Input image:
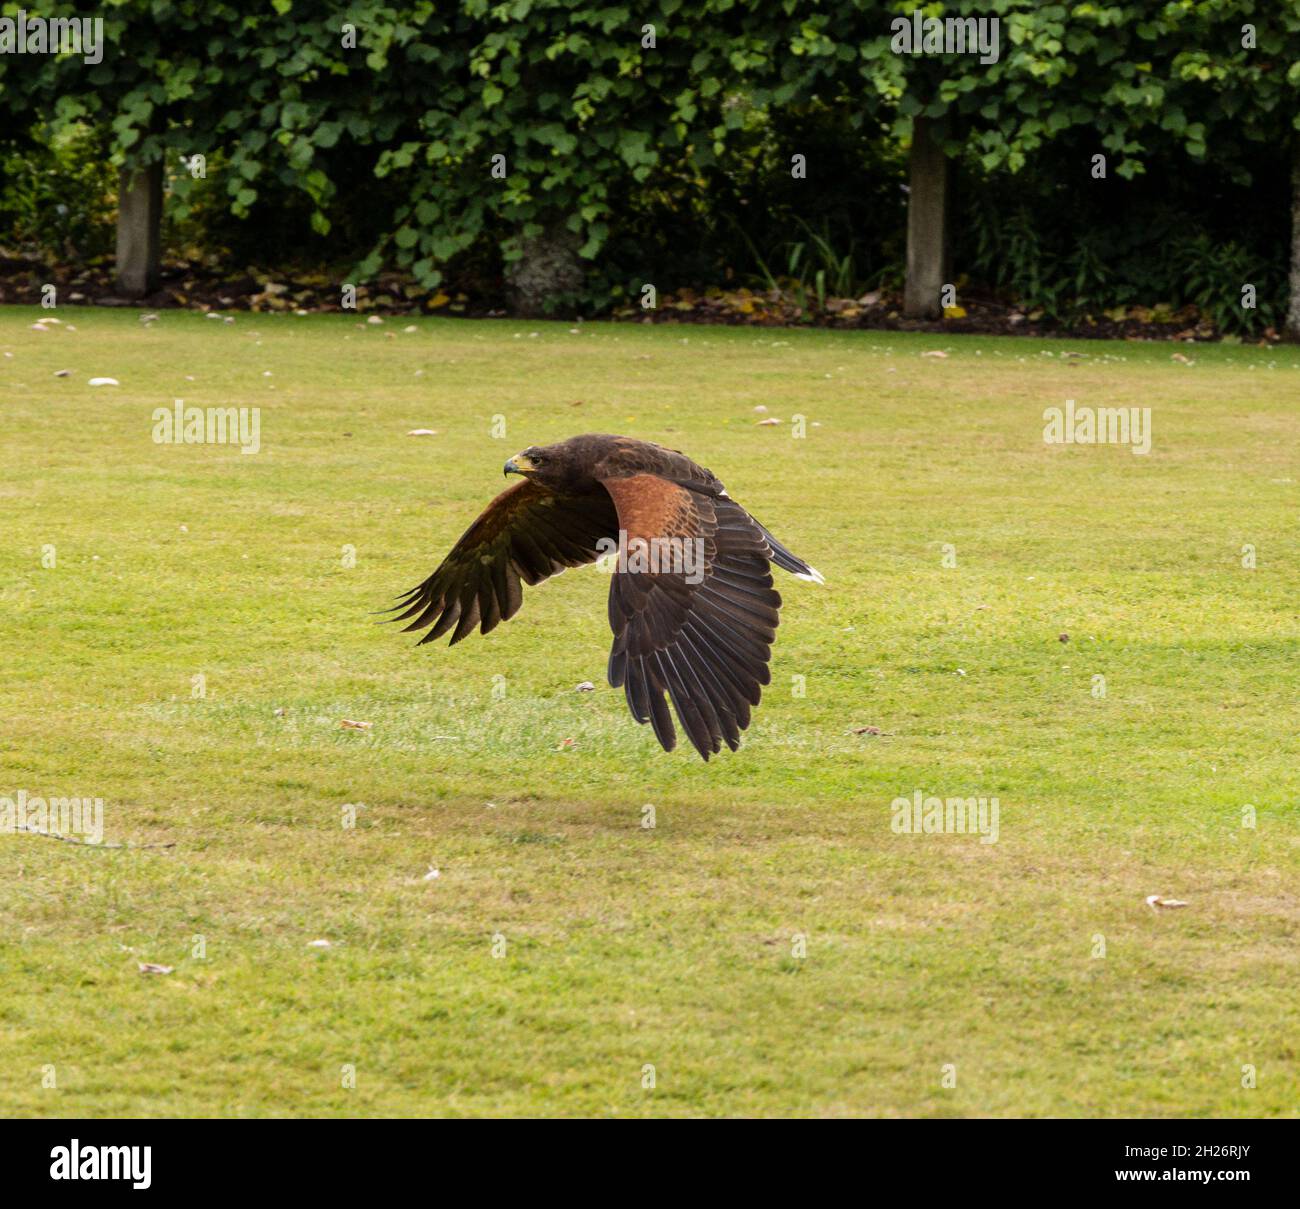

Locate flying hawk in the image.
[389,434,822,759]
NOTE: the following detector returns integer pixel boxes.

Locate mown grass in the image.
[1,308,1297,1117]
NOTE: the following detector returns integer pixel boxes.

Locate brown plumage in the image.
[387,434,823,759]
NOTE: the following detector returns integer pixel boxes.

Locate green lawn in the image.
[2,308,1297,1117]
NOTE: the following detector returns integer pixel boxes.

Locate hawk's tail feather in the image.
[753,519,824,584]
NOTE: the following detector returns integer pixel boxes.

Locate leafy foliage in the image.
[0,1,1296,325]
[0,122,116,261]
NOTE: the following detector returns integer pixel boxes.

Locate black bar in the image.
[2,1119,1285,1194]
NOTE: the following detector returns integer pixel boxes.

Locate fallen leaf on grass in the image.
[921,350,949,359]
[406,428,437,436]
[307,939,333,948]
[575,681,595,692]
[87,377,119,386]
[1146,895,1189,912]
[756,417,782,426]
[137,963,174,975]
[339,718,373,730]
[849,725,893,736]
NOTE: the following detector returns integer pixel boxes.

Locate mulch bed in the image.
[0,255,1280,344]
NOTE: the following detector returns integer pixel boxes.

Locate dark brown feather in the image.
[391,478,617,645]
[602,474,779,759]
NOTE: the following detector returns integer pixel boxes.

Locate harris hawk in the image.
[388,434,822,759]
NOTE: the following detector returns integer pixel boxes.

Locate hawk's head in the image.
[503,443,585,490]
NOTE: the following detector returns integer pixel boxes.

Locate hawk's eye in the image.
[531,454,547,465]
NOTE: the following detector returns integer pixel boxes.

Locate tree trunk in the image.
[115,164,163,298]
[1287,142,1300,340]
[903,116,948,320]
[504,223,584,317]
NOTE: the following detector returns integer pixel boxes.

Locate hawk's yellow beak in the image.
[503,452,535,477]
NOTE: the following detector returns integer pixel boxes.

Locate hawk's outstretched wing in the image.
[390,478,618,645]
[602,474,781,759]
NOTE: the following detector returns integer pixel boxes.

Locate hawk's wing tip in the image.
[794,567,826,585]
